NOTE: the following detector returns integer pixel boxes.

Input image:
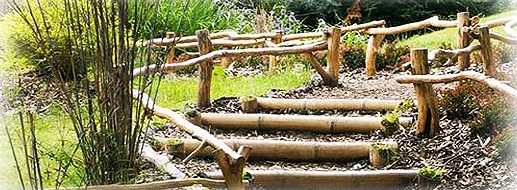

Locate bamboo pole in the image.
[247,97,402,112]
[410,49,439,137]
[457,12,471,70]
[159,138,397,162]
[133,41,328,76]
[302,53,338,86]
[194,113,413,133]
[394,71,517,100]
[327,27,341,80]
[478,26,496,76]
[269,30,283,72]
[63,178,228,190]
[364,16,457,35]
[203,169,419,190]
[365,34,385,76]
[197,30,213,108]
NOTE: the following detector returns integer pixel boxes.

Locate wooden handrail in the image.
[62,178,227,190]
[504,17,517,37]
[133,40,328,76]
[489,32,517,44]
[365,16,456,35]
[394,71,517,100]
[428,44,481,61]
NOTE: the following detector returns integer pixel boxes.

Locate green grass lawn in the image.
[154,66,312,109]
[399,10,517,49]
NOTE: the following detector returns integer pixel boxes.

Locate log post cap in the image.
[411,48,428,52]
[166,32,176,39]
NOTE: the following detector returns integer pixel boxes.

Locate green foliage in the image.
[242,171,253,181]
[382,99,414,135]
[418,166,446,182]
[372,143,399,163]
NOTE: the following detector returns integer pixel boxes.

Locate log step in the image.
[203,169,418,190]
[191,113,413,133]
[240,97,404,113]
[158,138,398,163]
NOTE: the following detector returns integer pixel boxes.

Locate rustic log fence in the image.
[124,15,517,190]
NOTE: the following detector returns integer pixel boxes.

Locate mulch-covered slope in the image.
[147,64,517,189]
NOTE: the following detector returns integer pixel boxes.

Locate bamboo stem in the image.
[457,12,471,70]
[197,30,213,108]
[203,169,418,190]
[195,113,413,133]
[478,26,496,76]
[252,97,401,112]
[327,27,341,80]
[160,138,398,162]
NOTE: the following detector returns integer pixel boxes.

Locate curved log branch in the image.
[132,90,242,162]
[489,32,517,44]
[175,39,265,49]
[394,71,517,100]
[428,44,481,61]
[504,18,517,37]
[365,16,456,35]
[133,41,328,76]
[282,20,386,41]
[484,16,517,29]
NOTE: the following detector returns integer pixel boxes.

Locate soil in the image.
[145,61,517,190]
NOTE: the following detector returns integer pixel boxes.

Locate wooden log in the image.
[64,178,228,190]
[132,89,243,164]
[365,34,385,76]
[410,49,439,137]
[220,47,232,68]
[394,71,517,100]
[195,113,413,133]
[159,138,397,162]
[478,26,496,76]
[281,20,386,41]
[175,39,265,49]
[141,144,186,179]
[364,16,457,35]
[485,16,517,29]
[133,41,328,76]
[457,12,471,70]
[145,31,234,46]
[504,18,517,37]
[252,97,401,112]
[214,146,251,190]
[428,44,481,61]
[489,32,517,45]
[369,143,398,168]
[302,53,338,86]
[327,27,341,80]
[239,96,258,113]
[197,30,213,108]
[166,32,176,64]
[269,30,283,72]
[203,169,419,190]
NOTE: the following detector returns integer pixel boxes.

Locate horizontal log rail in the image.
[489,32,517,45]
[249,97,402,112]
[204,169,419,190]
[282,20,386,41]
[192,113,413,133]
[159,138,397,162]
[132,90,242,162]
[428,44,481,61]
[175,38,266,49]
[62,178,227,190]
[504,17,517,37]
[364,16,456,35]
[394,71,517,100]
[133,40,328,76]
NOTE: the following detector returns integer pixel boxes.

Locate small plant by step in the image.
[369,142,399,168]
[418,166,446,182]
[381,98,415,135]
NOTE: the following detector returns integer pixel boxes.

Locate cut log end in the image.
[369,142,399,168]
[240,96,258,113]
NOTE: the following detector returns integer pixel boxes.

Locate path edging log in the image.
[242,97,402,112]
[194,113,413,133]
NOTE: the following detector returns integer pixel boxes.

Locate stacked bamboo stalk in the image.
[191,113,412,133]
[159,138,397,162]
[203,170,419,190]
[240,97,403,113]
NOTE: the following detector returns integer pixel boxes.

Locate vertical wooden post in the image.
[166,32,176,64]
[365,34,385,76]
[327,26,341,81]
[197,29,213,109]
[221,46,232,68]
[457,12,471,70]
[478,26,495,76]
[268,30,283,72]
[215,146,252,190]
[411,48,440,137]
